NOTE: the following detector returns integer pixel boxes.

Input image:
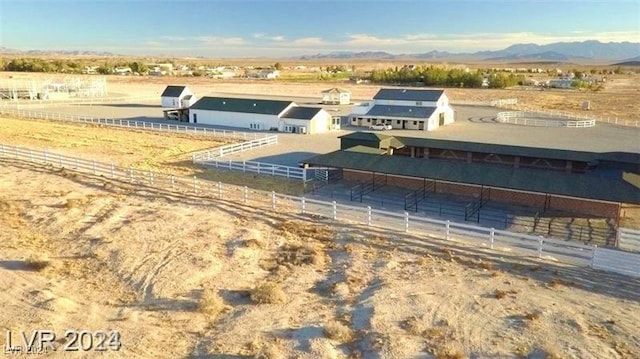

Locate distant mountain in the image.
[0,48,118,56]
[484,51,571,62]
[298,40,640,62]
[300,51,395,60]
[612,55,640,66]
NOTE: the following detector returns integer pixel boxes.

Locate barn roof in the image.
[365,105,437,119]
[373,88,444,102]
[190,96,294,115]
[304,150,640,204]
[281,106,322,120]
[322,87,351,94]
[161,85,187,97]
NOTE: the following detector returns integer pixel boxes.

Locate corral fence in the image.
[2,143,638,278]
[0,95,158,108]
[512,105,640,128]
[490,98,518,107]
[618,228,640,253]
[0,108,267,140]
[191,136,278,161]
[496,111,596,128]
[199,159,313,182]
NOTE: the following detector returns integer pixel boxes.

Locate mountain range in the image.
[299,40,640,63]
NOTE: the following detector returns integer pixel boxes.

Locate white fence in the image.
[2,143,639,278]
[191,135,278,161]
[496,111,596,128]
[618,228,640,253]
[0,95,158,108]
[490,98,518,107]
[199,159,311,182]
[0,108,266,140]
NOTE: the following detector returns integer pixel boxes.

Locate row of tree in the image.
[0,58,151,74]
[368,65,525,88]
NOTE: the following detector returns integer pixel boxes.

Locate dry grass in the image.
[64,198,81,209]
[434,349,466,359]
[323,321,355,343]
[24,255,50,272]
[494,289,519,300]
[250,282,287,304]
[276,243,325,267]
[275,220,333,242]
[401,316,423,336]
[198,288,228,318]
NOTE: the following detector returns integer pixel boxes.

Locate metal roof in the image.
[190,96,293,115]
[373,88,444,102]
[322,87,351,94]
[305,150,640,204]
[161,85,187,98]
[337,132,640,166]
[365,105,437,119]
[281,106,322,120]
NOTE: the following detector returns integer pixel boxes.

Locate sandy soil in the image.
[1,159,639,358]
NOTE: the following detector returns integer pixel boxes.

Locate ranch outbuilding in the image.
[350,88,454,131]
[161,85,196,108]
[188,96,336,134]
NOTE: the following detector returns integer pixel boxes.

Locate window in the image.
[367,119,371,123]
[413,121,417,125]
[396,120,401,125]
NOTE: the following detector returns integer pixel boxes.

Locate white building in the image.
[321,88,351,105]
[160,85,195,108]
[349,88,454,131]
[188,96,334,134]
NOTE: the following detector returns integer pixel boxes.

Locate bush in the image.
[198,289,228,317]
[323,321,355,343]
[24,255,50,271]
[250,282,287,304]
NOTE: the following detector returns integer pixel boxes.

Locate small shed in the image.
[322,88,351,105]
[161,85,194,108]
[280,107,333,134]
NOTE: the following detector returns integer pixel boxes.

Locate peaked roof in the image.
[365,105,437,119]
[281,106,323,120]
[190,96,293,115]
[373,88,444,102]
[322,87,351,94]
[161,85,188,97]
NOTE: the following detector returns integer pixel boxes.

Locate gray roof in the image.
[365,105,437,119]
[373,88,444,102]
[161,85,187,97]
[337,132,640,165]
[190,96,293,115]
[322,87,351,94]
[281,106,322,120]
[304,150,640,204]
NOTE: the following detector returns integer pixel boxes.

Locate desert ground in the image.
[1,69,639,358]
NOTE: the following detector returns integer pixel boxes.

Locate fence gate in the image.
[618,228,640,252]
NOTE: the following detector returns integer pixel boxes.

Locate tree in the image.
[274,62,283,70]
[129,61,148,74]
[96,63,113,75]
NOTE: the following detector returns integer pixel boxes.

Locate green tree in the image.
[274,62,283,70]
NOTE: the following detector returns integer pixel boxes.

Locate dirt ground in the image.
[1,70,639,358]
[1,159,639,358]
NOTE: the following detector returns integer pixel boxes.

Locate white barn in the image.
[350,88,454,131]
[188,96,333,134]
[161,85,195,108]
[321,88,351,105]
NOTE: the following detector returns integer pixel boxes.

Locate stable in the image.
[188,96,334,134]
[321,88,351,105]
[161,85,196,108]
[350,88,454,131]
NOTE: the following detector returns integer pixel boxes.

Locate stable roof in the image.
[373,88,444,102]
[161,85,187,98]
[305,150,640,204]
[281,106,322,120]
[190,96,293,115]
[365,105,437,119]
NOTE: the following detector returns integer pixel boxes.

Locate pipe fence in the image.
[2,143,639,278]
[496,111,596,127]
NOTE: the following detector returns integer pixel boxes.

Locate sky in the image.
[0,0,638,57]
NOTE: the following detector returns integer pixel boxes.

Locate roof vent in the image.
[402,89,407,93]
[253,103,256,106]
[222,101,226,105]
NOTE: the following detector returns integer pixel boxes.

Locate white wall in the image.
[283,110,332,134]
[190,109,280,130]
[161,97,180,108]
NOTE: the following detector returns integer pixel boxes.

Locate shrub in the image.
[323,321,355,343]
[198,289,228,317]
[24,255,50,271]
[250,282,287,304]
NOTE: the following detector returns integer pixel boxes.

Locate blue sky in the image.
[0,0,638,57]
